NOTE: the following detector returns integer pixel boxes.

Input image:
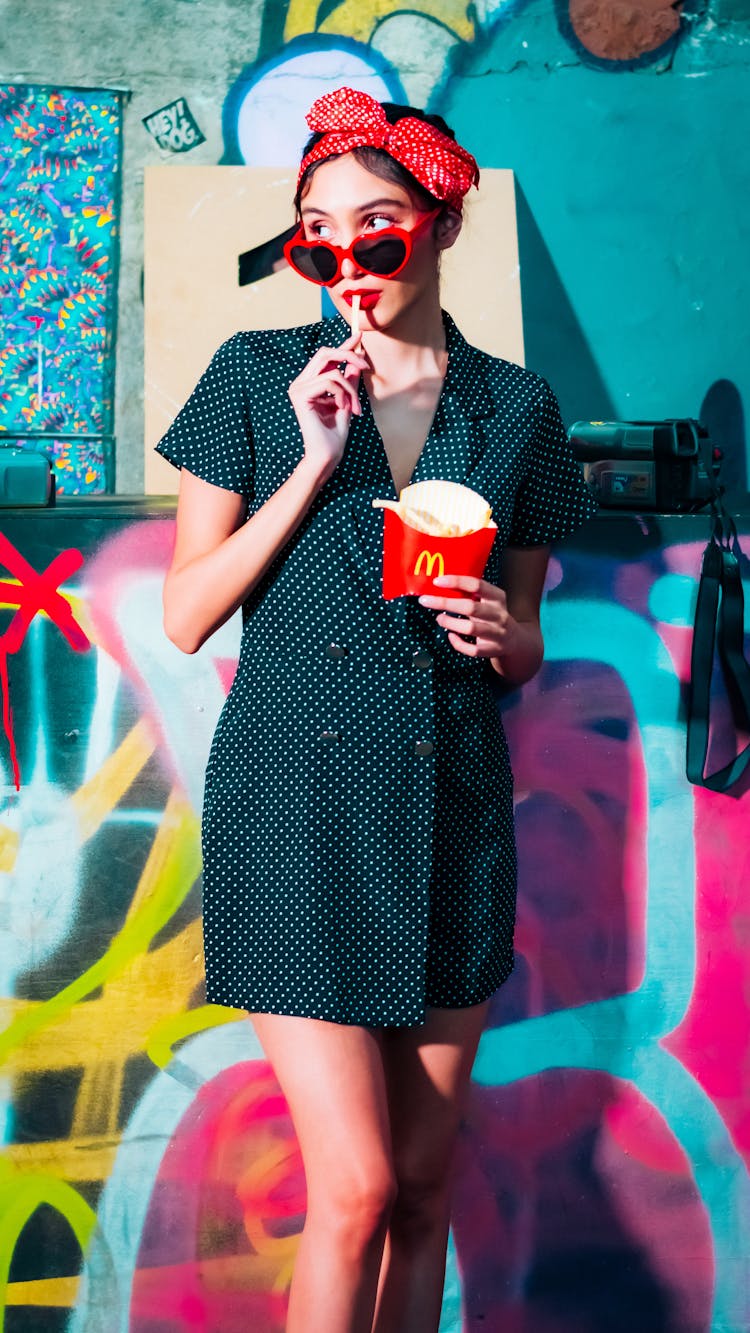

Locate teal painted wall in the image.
[442,5,750,488]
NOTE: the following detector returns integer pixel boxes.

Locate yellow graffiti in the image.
[239,1130,301,1292]
[284,0,474,45]
[414,549,445,577]
[0,783,201,1065]
[5,1276,79,1307]
[0,1160,96,1328]
[5,920,210,1180]
[0,577,94,645]
[146,1003,247,1069]
[71,715,157,843]
[8,1135,119,1184]
[0,608,276,1316]
[0,706,162,1022]
[5,921,202,1082]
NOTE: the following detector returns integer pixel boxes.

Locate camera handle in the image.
[686,492,750,793]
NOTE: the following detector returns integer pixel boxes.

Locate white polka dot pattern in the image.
[154,335,254,498]
[154,309,598,1027]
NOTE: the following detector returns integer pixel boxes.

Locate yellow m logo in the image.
[414,550,445,578]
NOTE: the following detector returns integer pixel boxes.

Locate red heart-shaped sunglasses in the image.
[283,208,442,286]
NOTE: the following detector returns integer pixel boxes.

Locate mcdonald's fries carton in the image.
[373,481,498,600]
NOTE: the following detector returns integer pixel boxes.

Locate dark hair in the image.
[294,102,458,217]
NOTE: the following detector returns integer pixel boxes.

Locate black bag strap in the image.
[686,495,750,792]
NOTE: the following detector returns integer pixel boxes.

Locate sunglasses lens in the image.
[352,234,407,276]
[288,244,339,284]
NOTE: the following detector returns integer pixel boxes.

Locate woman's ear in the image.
[435,208,463,252]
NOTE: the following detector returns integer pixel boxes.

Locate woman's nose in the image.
[340,254,364,280]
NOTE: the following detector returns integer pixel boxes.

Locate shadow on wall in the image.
[515,177,749,507]
[699,379,748,497]
[515,180,749,498]
[513,180,615,425]
[524,1227,673,1333]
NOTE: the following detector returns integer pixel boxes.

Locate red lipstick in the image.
[342,290,381,309]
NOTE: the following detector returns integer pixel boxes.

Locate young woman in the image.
[156,86,597,1333]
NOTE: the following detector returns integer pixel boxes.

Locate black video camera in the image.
[568,419,721,513]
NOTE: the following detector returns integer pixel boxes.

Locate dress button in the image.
[326,643,348,659]
[414,740,434,756]
[318,730,342,743]
[411,650,433,670]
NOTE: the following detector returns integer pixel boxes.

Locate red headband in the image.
[297,86,480,213]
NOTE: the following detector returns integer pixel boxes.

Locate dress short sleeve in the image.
[507,377,598,546]
[153,333,254,497]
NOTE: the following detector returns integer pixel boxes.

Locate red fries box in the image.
[380,506,498,600]
[373,480,498,599]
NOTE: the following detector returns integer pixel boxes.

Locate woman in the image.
[156,86,597,1333]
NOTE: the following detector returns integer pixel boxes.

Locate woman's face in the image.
[298,152,455,333]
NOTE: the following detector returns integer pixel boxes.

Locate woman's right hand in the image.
[288,332,370,481]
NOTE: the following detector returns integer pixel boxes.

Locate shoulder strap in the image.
[686,501,750,792]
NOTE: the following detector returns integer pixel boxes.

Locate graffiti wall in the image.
[0,503,748,1331]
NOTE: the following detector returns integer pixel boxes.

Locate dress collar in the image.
[440,309,495,421]
[320,307,495,422]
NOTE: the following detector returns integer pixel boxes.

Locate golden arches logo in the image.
[414,550,444,578]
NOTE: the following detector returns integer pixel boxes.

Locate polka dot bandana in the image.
[297,86,480,212]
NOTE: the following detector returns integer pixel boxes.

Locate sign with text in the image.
[143,99,205,153]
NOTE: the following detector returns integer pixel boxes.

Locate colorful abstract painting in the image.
[0,85,124,494]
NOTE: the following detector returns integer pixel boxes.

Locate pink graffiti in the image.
[664,787,750,1167]
[131,1061,294,1331]
[0,530,90,791]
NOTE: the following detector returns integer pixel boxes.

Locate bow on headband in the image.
[297,86,480,212]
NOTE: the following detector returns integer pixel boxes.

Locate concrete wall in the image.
[2,0,749,492]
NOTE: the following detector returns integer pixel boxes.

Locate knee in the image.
[311,1167,398,1249]
[391,1155,453,1236]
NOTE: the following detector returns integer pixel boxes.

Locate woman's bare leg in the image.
[371,999,492,1333]
[249,1012,397,1333]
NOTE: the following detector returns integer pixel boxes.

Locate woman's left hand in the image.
[418,574,517,660]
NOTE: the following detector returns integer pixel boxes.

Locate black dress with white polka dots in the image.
[154,309,598,1027]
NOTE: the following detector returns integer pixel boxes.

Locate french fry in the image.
[373,480,492,537]
[352,293,362,349]
[372,500,461,536]
[402,506,463,537]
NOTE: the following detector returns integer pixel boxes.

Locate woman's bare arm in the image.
[162,456,329,654]
[162,331,368,655]
[488,544,551,686]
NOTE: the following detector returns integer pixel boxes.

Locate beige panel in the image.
[440,171,523,364]
[144,166,523,495]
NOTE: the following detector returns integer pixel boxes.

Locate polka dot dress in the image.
[154,309,598,1027]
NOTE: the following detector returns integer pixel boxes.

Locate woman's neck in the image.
[359,289,447,388]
